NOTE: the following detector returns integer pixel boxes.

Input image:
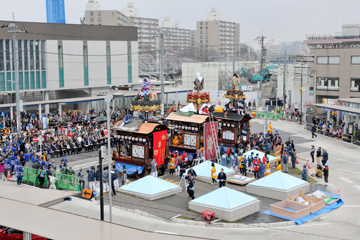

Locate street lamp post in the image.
[1,21,26,133]
[105,95,113,223]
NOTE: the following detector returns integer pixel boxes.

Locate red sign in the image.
[204,122,218,160]
[153,130,167,165]
[33,137,38,143]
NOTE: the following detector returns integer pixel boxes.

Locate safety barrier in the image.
[22,167,80,191]
[255,112,281,120]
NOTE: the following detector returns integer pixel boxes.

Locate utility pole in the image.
[2,19,26,133]
[105,95,113,223]
[283,51,287,109]
[154,30,169,117]
[257,34,266,99]
[300,58,303,115]
[232,33,236,73]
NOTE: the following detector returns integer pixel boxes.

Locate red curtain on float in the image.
[153,130,167,165]
[204,122,218,160]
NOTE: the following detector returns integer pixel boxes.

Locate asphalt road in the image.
[65,119,360,240]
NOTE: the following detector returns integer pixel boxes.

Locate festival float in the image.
[165,72,218,162]
[130,77,161,120]
[112,77,168,178]
[185,73,211,113]
[213,73,251,149]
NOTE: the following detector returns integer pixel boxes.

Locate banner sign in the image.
[204,122,218,160]
[153,130,167,165]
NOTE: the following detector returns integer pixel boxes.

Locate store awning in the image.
[315,103,360,115]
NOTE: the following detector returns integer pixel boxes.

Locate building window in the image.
[200,27,202,30]
[317,56,340,64]
[200,22,202,25]
[90,18,94,22]
[206,22,208,25]
[316,77,339,91]
[351,78,360,92]
[98,11,101,16]
[351,56,360,64]
[98,18,101,22]
[200,40,203,43]
[90,12,93,16]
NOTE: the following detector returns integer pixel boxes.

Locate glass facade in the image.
[0,39,47,92]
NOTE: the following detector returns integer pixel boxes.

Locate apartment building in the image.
[83,1,128,26]
[122,3,159,53]
[195,8,240,60]
[304,24,360,103]
[161,17,193,54]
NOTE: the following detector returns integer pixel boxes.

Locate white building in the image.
[0,20,138,110]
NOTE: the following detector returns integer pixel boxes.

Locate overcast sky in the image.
[1,0,360,46]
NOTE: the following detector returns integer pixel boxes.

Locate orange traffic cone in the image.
[6,171,11,180]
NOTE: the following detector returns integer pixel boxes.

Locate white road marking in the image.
[342,205,360,208]
[338,169,360,174]
[338,177,354,184]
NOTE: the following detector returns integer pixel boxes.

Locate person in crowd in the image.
[291,149,297,169]
[310,145,315,163]
[95,165,100,189]
[316,147,322,166]
[311,123,317,138]
[322,149,329,166]
[151,158,157,178]
[169,154,175,175]
[179,158,187,180]
[103,167,109,192]
[211,162,217,184]
[112,165,119,189]
[38,166,46,188]
[186,174,195,200]
[110,170,117,196]
[87,166,96,191]
[187,166,197,178]
[323,163,329,183]
[259,162,265,178]
[78,168,85,191]
[302,164,308,181]
[282,151,289,173]
[217,168,227,188]
[265,160,271,176]
[121,166,127,186]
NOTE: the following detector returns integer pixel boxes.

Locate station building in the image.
[0,20,138,112]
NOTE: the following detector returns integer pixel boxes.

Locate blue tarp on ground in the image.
[115,162,144,175]
[263,191,344,225]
